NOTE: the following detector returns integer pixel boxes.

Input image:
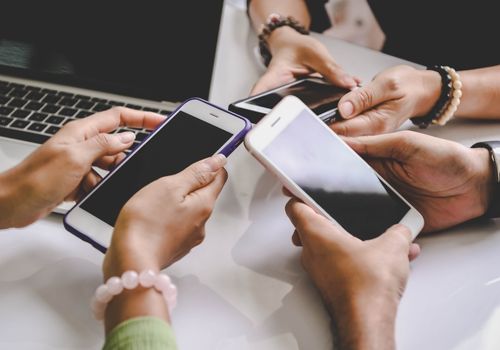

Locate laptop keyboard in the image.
[0,79,171,152]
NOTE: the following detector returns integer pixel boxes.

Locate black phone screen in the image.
[80,111,232,226]
[248,80,348,115]
[262,109,410,240]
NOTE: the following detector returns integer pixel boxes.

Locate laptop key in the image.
[59,98,78,106]
[136,132,149,142]
[42,95,60,104]
[59,107,77,117]
[26,91,45,101]
[0,117,13,126]
[28,123,47,132]
[75,94,91,100]
[8,83,25,89]
[126,104,141,110]
[12,109,31,119]
[8,98,27,108]
[76,100,94,110]
[8,88,28,98]
[11,120,30,129]
[76,110,92,118]
[25,101,44,111]
[46,116,65,125]
[93,103,111,112]
[0,86,11,95]
[91,97,107,103]
[0,106,14,116]
[46,126,61,135]
[25,86,42,92]
[0,96,10,105]
[57,92,73,98]
[108,101,125,106]
[29,112,48,122]
[42,105,60,114]
[0,126,50,144]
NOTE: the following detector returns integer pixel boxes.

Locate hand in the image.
[251,27,359,95]
[346,131,494,232]
[0,107,164,228]
[331,65,441,136]
[286,199,419,350]
[103,154,228,277]
[101,155,228,332]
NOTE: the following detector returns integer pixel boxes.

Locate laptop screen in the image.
[0,2,224,102]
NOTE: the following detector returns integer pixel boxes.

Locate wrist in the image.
[328,292,398,350]
[415,69,442,117]
[266,26,304,54]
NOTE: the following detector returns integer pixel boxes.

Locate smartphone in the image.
[229,77,349,124]
[244,96,424,240]
[64,98,251,252]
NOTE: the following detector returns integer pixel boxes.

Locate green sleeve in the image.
[103,317,177,350]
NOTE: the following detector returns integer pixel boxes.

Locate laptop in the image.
[0,2,224,213]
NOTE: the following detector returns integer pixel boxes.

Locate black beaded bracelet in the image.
[258,14,309,67]
[410,65,453,129]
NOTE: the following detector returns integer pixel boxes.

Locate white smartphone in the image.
[244,96,424,240]
[229,77,349,124]
[64,98,251,252]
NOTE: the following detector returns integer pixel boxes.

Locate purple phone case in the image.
[63,97,251,253]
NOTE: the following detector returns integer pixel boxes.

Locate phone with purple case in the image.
[64,97,251,252]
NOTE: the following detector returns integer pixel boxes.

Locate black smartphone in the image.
[229,77,349,124]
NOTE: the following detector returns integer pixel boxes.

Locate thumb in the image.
[338,82,389,119]
[344,131,411,161]
[376,224,413,254]
[173,154,227,195]
[80,131,135,164]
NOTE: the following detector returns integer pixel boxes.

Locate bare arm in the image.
[246,0,357,94]
[457,65,500,119]
[248,0,311,32]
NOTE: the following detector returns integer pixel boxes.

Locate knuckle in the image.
[356,89,373,110]
[191,168,211,187]
[384,75,402,92]
[94,133,112,149]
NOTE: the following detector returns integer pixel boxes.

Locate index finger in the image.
[59,107,166,139]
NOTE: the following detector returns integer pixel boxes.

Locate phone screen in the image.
[80,111,233,226]
[263,109,410,240]
[248,80,347,115]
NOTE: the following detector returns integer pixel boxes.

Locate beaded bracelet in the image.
[433,66,462,126]
[258,13,309,67]
[91,269,177,320]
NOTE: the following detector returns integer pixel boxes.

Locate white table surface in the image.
[2,3,500,350]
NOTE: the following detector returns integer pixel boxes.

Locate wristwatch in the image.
[471,141,500,218]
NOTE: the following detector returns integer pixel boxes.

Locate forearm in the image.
[456,65,500,119]
[329,295,398,350]
[248,0,311,32]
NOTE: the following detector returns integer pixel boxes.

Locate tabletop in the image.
[1,3,500,350]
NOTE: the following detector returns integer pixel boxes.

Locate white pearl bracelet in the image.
[91,269,177,320]
[433,66,462,126]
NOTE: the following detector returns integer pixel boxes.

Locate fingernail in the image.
[339,101,354,118]
[203,154,227,172]
[118,131,135,143]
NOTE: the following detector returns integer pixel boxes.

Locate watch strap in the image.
[471,141,500,218]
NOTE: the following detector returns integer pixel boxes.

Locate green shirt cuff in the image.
[103,316,177,350]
